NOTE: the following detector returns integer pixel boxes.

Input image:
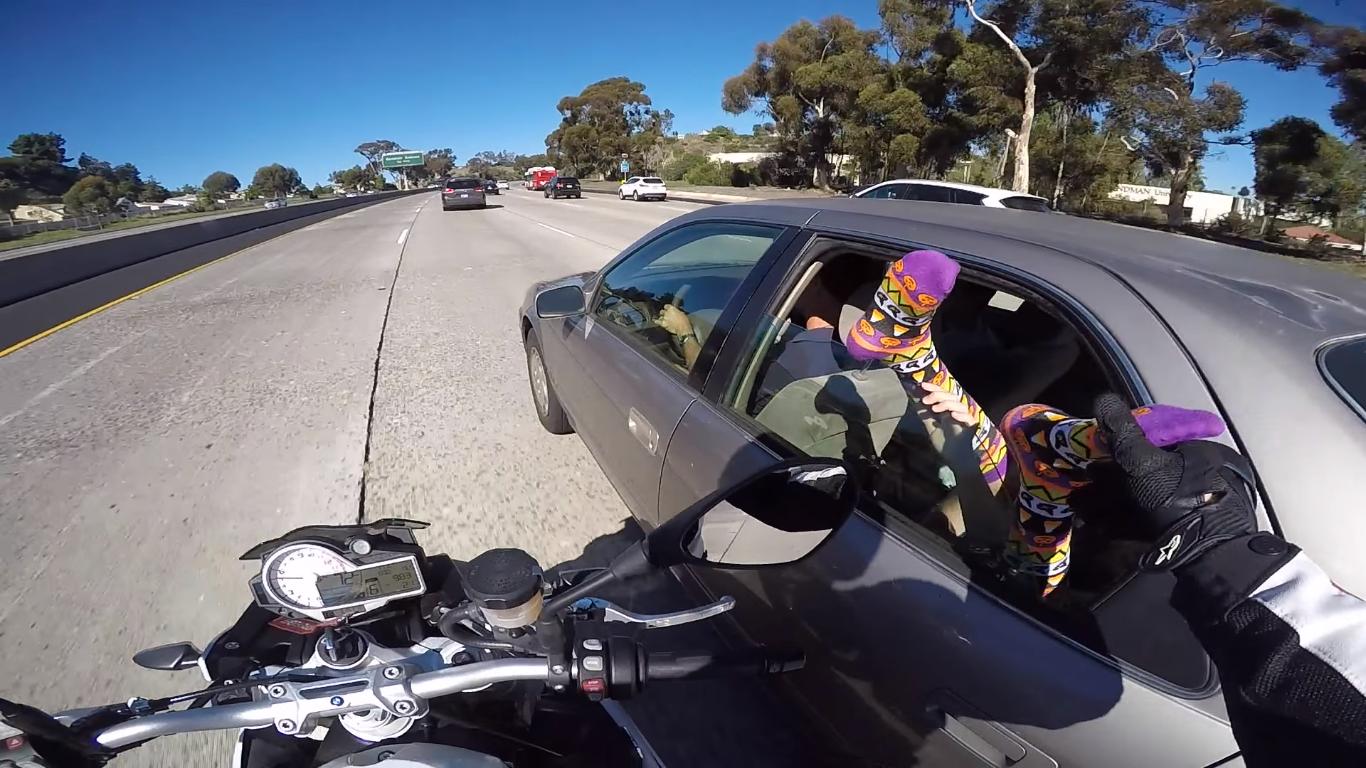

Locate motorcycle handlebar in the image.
[94,658,550,749]
[644,646,805,681]
[93,647,804,749]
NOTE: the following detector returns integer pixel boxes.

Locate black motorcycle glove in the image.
[0,697,118,767]
[1093,393,1258,570]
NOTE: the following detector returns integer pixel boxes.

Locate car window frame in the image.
[699,228,1230,698]
[953,189,988,206]
[1000,195,1053,212]
[583,220,806,392]
[860,183,909,200]
[905,183,955,203]
[1318,333,1366,423]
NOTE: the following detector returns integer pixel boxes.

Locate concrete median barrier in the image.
[0,191,424,309]
[0,190,427,353]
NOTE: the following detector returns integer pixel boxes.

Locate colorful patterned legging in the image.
[845,249,1225,597]
[844,250,1009,491]
[1001,403,1224,596]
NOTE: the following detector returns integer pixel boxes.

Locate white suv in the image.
[619,176,668,202]
[854,179,1053,211]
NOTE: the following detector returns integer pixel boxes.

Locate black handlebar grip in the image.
[643,646,806,681]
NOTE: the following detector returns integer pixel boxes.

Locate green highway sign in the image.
[381,151,424,169]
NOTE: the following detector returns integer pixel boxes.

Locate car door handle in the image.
[627,408,659,455]
[931,708,1027,766]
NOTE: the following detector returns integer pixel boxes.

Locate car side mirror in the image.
[541,460,855,616]
[535,285,586,318]
[133,642,202,672]
[647,458,857,569]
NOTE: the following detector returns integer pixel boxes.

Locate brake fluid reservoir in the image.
[462,548,544,629]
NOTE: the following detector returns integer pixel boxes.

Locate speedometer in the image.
[257,541,428,621]
[262,543,355,611]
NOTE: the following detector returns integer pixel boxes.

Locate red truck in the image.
[525,167,556,191]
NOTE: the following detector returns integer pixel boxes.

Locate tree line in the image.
[719,0,1362,227]
[534,0,1363,230]
[0,131,320,221]
[0,132,173,219]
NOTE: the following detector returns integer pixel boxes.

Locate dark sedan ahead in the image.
[520,197,1366,767]
[441,177,486,210]
[544,176,581,200]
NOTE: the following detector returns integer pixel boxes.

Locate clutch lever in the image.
[570,596,735,629]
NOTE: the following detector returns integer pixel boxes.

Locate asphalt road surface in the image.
[0,190,828,767]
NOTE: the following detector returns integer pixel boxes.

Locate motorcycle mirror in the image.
[646,458,857,569]
[133,642,202,672]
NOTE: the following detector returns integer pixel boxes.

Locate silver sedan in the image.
[519,197,1366,767]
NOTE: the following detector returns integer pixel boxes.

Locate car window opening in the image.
[728,241,1210,687]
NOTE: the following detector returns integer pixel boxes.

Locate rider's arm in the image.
[1092,394,1366,767]
[1171,535,1366,766]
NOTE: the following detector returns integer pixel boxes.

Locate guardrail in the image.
[0,190,426,353]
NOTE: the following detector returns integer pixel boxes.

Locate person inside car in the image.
[657,258,966,417]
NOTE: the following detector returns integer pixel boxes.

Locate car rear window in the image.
[1322,338,1366,420]
[558,177,579,184]
[445,178,481,189]
[643,177,664,184]
[1000,195,1052,212]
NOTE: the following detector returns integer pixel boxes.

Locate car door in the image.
[659,224,1240,767]
[551,220,792,523]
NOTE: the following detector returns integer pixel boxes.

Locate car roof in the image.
[731,196,1366,334]
[866,178,1046,201]
[677,197,1366,588]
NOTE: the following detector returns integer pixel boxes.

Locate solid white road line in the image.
[397,228,410,246]
[0,341,132,429]
[533,221,578,239]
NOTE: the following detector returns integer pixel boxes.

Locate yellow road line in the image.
[0,251,237,359]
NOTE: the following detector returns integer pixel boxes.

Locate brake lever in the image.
[570,596,736,629]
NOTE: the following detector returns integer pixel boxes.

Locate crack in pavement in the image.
[357,203,426,524]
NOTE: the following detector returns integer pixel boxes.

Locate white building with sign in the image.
[1107,183,1262,224]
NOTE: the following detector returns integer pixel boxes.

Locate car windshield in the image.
[1000,195,1052,212]
[1322,338,1366,421]
[445,178,481,189]
[643,178,664,184]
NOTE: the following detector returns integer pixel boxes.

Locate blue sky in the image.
[6,0,1361,192]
